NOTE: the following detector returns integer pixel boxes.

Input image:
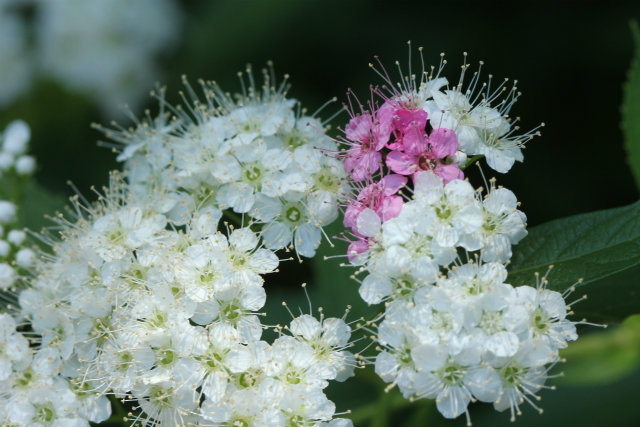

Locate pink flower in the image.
[386,127,463,184]
[343,107,394,181]
[347,238,371,262]
[343,174,407,232]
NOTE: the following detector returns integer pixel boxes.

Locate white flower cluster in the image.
[341,54,578,423]
[0,0,182,115]
[4,75,353,427]
[106,70,345,259]
[0,120,36,291]
[368,174,577,422]
[418,53,543,174]
[0,120,36,176]
[352,181,577,422]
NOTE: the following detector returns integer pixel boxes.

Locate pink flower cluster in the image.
[340,94,463,259]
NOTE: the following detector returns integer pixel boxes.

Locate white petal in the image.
[356,208,381,238]
[359,274,392,305]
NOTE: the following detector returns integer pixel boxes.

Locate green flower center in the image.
[149,385,173,408]
[435,205,452,220]
[532,307,550,333]
[157,348,175,367]
[230,252,248,267]
[244,165,262,182]
[220,301,242,322]
[439,363,466,386]
[315,168,340,192]
[33,404,55,424]
[282,202,305,225]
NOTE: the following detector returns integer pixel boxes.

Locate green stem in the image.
[222,209,244,227]
[349,390,411,425]
[104,396,128,425]
[461,154,484,170]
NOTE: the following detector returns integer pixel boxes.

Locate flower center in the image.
[438,362,466,386]
[532,307,550,333]
[244,165,262,182]
[149,385,173,408]
[315,168,340,192]
[417,154,435,171]
[33,403,55,424]
[478,310,505,334]
[282,202,306,225]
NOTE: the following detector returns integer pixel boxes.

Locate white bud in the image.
[2,120,30,155]
[15,248,35,268]
[0,201,16,224]
[0,153,14,171]
[7,230,25,246]
[0,263,15,289]
[0,240,9,257]
[15,155,35,175]
[454,150,467,167]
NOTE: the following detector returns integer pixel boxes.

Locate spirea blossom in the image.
[100,67,345,259]
[8,70,354,427]
[337,50,577,424]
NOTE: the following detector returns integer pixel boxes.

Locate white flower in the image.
[421,64,537,173]
[8,378,87,427]
[0,263,15,289]
[252,194,323,258]
[458,185,527,262]
[15,155,36,175]
[0,240,9,257]
[16,247,36,268]
[2,120,31,155]
[224,227,279,290]
[0,314,31,380]
[288,315,355,381]
[7,229,26,246]
[413,172,483,248]
[0,201,16,224]
[81,205,166,262]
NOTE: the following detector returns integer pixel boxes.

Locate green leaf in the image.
[508,201,640,323]
[310,220,378,318]
[558,314,640,386]
[622,20,640,191]
[18,181,67,233]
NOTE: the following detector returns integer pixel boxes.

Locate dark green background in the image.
[2,1,639,426]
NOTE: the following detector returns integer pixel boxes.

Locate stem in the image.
[222,209,244,227]
[461,154,484,170]
[104,396,127,426]
[349,390,411,425]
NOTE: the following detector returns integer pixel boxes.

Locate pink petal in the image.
[428,128,458,158]
[380,195,404,222]
[382,174,408,195]
[401,125,428,155]
[349,151,381,181]
[345,114,372,142]
[343,205,362,229]
[433,163,464,184]
[386,150,416,175]
[347,239,370,262]
[392,108,428,133]
[373,106,394,149]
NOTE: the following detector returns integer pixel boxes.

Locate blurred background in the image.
[1,0,639,425]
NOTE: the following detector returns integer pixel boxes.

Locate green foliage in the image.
[559,314,640,386]
[508,201,640,323]
[622,20,640,192]
[18,181,67,232]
